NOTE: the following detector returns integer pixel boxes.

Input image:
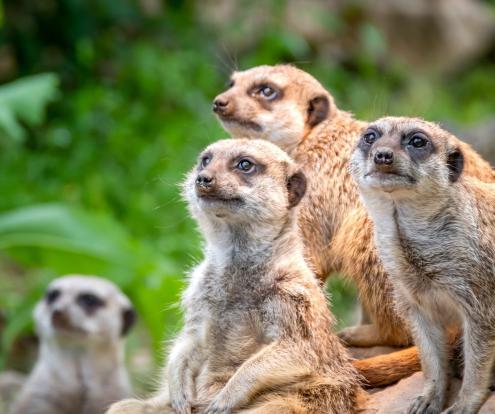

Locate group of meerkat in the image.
[14,64,493,414]
[105,63,494,414]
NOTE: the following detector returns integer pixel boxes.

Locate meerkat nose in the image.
[212,97,230,114]
[196,173,215,188]
[374,149,394,166]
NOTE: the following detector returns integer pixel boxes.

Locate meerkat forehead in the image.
[369,117,449,145]
[202,138,294,166]
[48,274,130,306]
[231,64,326,94]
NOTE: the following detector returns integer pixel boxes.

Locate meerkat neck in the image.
[40,338,126,379]
[203,215,303,268]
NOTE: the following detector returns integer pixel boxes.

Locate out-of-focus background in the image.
[1,0,494,392]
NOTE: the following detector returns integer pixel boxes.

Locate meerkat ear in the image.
[307,95,329,127]
[447,148,464,182]
[287,170,307,208]
[121,307,137,336]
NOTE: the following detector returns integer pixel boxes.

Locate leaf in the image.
[0,203,135,282]
[0,73,60,142]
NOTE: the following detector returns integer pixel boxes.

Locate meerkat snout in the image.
[212,96,232,116]
[373,148,394,166]
[195,171,215,191]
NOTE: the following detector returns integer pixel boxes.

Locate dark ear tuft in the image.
[307,95,329,127]
[287,171,307,208]
[447,149,464,182]
[121,307,137,336]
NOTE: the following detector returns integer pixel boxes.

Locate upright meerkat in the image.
[350,117,495,414]
[12,275,136,414]
[107,139,361,414]
[213,64,495,349]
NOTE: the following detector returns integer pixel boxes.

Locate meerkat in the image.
[212,64,495,351]
[12,275,137,414]
[350,116,495,414]
[107,138,361,414]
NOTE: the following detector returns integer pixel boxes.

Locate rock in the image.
[360,372,495,413]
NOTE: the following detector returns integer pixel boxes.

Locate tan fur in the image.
[213,65,495,384]
[107,139,361,414]
[351,117,495,413]
[12,275,136,414]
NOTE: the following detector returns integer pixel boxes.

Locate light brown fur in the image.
[351,117,495,413]
[213,65,495,384]
[107,139,361,414]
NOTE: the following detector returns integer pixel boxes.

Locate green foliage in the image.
[0,74,59,142]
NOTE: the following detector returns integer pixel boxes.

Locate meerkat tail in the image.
[352,347,421,388]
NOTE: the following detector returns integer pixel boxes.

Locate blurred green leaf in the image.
[0,74,60,142]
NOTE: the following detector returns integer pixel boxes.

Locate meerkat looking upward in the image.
[350,117,495,414]
[213,64,495,350]
[107,138,361,414]
[12,275,136,414]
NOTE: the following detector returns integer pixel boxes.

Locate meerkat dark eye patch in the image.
[198,152,213,170]
[121,307,137,336]
[307,95,329,127]
[447,149,464,182]
[76,292,105,314]
[287,171,307,208]
[46,289,61,304]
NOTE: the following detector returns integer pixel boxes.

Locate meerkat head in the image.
[34,275,136,346]
[183,138,306,227]
[212,65,335,153]
[350,117,464,197]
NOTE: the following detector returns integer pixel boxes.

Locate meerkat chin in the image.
[12,274,136,414]
[351,116,495,414]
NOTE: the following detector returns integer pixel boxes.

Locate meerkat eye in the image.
[236,158,256,173]
[258,86,277,100]
[46,289,61,304]
[227,79,234,88]
[363,131,378,145]
[77,293,105,312]
[201,156,211,168]
[409,134,428,148]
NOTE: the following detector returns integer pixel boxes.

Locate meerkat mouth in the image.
[364,171,416,189]
[218,115,262,132]
[198,194,243,204]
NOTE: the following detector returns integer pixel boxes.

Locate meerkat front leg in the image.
[204,341,312,414]
[107,332,201,414]
[443,319,495,414]
[407,308,449,414]
[167,331,203,414]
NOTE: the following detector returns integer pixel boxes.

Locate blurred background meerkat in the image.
[350,117,495,414]
[12,275,136,414]
[107,139,361,414]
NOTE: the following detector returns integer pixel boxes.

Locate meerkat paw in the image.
[337,324,383,347]
[203,396,234,414]
[407,394,444,414]
[106,398,172,414]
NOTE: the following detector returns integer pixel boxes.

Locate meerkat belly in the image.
[204,308,274,369]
